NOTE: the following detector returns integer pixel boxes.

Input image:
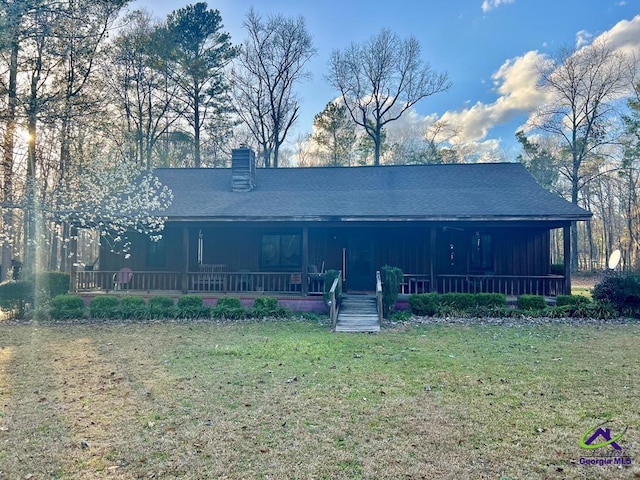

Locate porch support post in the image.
[302,226,309,295]
[181,225,189,293]
[563,224,571,295]
[429,226,436,293]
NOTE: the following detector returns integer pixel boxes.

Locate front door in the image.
[347,236,374,292]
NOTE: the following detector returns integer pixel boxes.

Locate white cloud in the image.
[438,51,548,143]
[464,139,505,163]
[431,15,640,146]
[301,16,640,164]
[385,108,435,137]
[575,29,593,48]
[597,14,640,57]
[481,0,515,13]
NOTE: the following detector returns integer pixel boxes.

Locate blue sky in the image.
[129,0,640,159]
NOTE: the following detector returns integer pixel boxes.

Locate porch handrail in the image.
[75,270,182,292]
[437,273,565,296]
[376,270,383,324]
[400,273,431,294]
[189,270,302,294]
[329,270,342,328]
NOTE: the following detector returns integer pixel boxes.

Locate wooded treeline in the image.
[0,1,639,279]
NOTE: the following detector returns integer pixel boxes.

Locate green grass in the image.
[572,273,596,299]
[571,285,593,299]
[0,319,638,479]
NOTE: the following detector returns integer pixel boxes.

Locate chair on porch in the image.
[113,267,133,290]
[308,261,325,294]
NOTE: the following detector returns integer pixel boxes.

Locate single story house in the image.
[74,148,591,307]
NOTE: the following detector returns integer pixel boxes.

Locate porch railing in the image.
[376,271,383,324]
[400,274,431,294]
[329,271,342,328]
[189,271,306,294]
[75,270,565,298]
[436,274,565,296]
[75,270,182,292]
[75,270,324,294]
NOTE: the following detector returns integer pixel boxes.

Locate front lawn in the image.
[1,319,638,479]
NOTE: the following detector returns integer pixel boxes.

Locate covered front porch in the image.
[73,221,573,298]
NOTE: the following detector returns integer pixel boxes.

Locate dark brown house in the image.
[76,148,591,305]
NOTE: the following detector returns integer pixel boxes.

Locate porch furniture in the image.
[113,267,133,290]
[308,262,325,295]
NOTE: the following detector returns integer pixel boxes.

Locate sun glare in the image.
[17,127,34,144]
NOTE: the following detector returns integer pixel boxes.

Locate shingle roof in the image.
[152,163,591,223]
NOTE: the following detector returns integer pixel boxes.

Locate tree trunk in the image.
[262,145,271,168]
[571,222,579,272]
[24,117,38,278]
[586,220,595,270]
[570,154,580,271]
[194,86,201,168]
[626,168,639,269]
[58,222,71,272]
[50,223,59,272]
[1,26,19,280]
[24,31,45,278]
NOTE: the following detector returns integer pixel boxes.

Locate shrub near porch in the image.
[406,292,618,319]
[408,292,507,317]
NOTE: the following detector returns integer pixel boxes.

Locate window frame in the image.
[260,233,302,270]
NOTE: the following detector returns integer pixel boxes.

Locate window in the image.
[470,232,493,273]
[261,234,301,268]
[146,238,166,268]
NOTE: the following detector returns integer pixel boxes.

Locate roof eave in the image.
[162,214,592,223]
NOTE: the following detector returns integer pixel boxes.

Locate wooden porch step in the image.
[335,324,380,333]
[335,295,380,333]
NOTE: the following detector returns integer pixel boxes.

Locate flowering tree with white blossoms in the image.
[50,156,173,268]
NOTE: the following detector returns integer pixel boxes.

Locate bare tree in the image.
[534,39,632,270]
[0,0,24,279]
[20,2,60,277]
[231,9,315,168]
[327,29,451,166]
[621,80,640,268]
[0,0,131,277]
[107,10,182,170]
[51,0,127,271]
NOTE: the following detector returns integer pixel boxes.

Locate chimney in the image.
[231,146,256,192]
